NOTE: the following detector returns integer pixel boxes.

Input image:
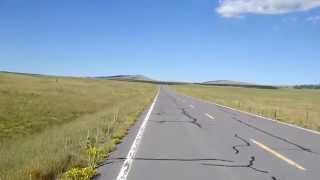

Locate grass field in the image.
[0,72,157,179]
[173,85,320,132]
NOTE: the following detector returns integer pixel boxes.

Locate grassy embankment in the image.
[0,72,156,179]
[173,85,320,131]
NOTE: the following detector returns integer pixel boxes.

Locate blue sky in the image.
[0,0,319,85]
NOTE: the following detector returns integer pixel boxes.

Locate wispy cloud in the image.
[217,0,320,18]
[306,15,320,24]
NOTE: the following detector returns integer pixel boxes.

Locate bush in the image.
[86,147,105,169]
[64,167,96,180]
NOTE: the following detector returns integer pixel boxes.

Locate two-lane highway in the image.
[97,87,320,180]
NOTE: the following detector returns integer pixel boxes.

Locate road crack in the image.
[232,117,315,154]
[232,134,250,154]
[228,134,278,180]
[181,108,202,128]
[153,108,202,129]
[202,156,268,173]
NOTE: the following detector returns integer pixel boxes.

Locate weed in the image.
[64,167,96,180]
[86,147,104,169]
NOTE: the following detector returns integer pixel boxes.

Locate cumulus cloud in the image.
[217,0,320,18]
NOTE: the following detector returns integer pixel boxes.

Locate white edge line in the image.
[251,139,306,171]
[178,93,320,135]
[205,113,215,120]
[189,105,195,109]
[116,90,159,180]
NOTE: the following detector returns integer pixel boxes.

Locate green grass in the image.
[0,72,157,179]
[173,85,320,132]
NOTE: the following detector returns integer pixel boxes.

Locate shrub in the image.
[64,167,96,180]
[86,147,105,169]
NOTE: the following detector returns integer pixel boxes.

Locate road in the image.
[96,87,320,180]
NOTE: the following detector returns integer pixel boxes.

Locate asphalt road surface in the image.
[96,86,320,180]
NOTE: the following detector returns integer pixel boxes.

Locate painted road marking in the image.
[189,105,195,109]
[116,90,159,180]
[205,113,215,120]
[170,89,319,135]
[178,93,320,136]
[251,139,306,171]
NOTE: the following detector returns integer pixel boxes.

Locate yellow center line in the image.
[251,139,306,171]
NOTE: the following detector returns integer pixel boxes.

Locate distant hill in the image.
[0,71,45,77]
[0,71,281,88]
[96,75,192,85]
[201,80,278,89]
[95,75,156,82]
[203,80,255,86]
[294,84,320,89]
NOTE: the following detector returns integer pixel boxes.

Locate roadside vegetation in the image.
[0,72,156,179]
[294,84,320,89]
[173,85,320,132]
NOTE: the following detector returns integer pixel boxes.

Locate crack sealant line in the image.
[175,91,320,136]
[116,90,160,180]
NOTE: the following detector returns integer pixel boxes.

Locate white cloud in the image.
[307,15,320,24]
[217,0,320,18]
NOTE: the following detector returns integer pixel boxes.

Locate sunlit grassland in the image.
[173,85,320,131]
[0,72,157,179]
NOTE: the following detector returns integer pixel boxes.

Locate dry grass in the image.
[0,72,156,179]
[173,85,320,131]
